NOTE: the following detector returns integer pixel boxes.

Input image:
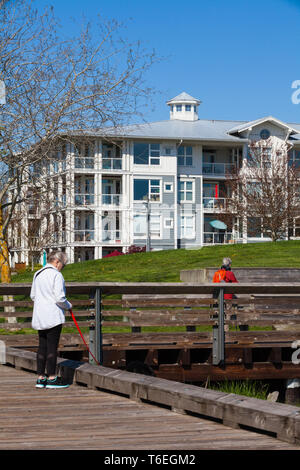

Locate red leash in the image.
[70,309,100,366]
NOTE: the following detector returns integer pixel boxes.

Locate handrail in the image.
[2,282,300,295]
[2,282,300,367]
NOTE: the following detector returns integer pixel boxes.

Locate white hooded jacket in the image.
[30,264,72,330]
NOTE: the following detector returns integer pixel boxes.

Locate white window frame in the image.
[180,214,195,239]
[164,218,174,229]
[164,182,173,193]
[133,213,162,239]
[179,179,194,203]
[133,178,161,203]
[177,145,193,166]
[149,179,161,202]
[133,214,147,238]
[133,142,161,166]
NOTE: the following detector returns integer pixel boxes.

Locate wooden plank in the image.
[2,282,300,296]
[156,362,300,381]
[4,348,300,446]
[102,308,213,316]
[1,364,297,450]
[0,321,91,330]
[122,298,215,307]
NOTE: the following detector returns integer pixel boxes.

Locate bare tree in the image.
[0,0,158,281]
[224,138,300,242]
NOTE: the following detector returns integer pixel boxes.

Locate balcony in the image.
[102,194,122,206]
[74,230,95,242]
[203,232,233,244]
[75,194,95,206]
[102,230,122,243]
[203,197,227,212]
[102,158,122,171]
[75,157,94,169]
[203,162,236,176]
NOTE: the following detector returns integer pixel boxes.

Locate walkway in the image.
[0,365,298,450]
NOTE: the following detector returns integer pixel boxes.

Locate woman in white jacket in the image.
[30,251,72,389]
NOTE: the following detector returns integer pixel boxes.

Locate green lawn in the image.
[8,242,295,399]
[12,240,300,284]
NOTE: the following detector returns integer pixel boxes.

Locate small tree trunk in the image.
[0,207,17,326]
[0,208,11,283]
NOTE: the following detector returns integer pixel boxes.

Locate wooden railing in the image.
[2,283,300,369]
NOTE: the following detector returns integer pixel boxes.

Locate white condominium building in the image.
[8,92,300,265]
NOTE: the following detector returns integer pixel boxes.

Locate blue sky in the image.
[34,0,300,124]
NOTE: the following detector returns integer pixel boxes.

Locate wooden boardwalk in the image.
[0,365,298,450]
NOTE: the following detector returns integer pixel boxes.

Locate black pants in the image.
[37,324,62,376]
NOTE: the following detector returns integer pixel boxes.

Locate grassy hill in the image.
[12,240,300,283]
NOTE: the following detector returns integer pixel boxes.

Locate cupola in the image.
[166,92,201,121]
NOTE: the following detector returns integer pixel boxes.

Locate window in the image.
[176,105,182,112]
[247,146,272,168]
[134,143,148,165]
[134,179,148,200]
[134,179,161,202]
[246,182,262,196]
[180,215,195,239]
[149,144,160,165]
[75,144,94,169]
[150,215,161,238]
[74,213,95,241]
[260,129,270,140]
[133,214,147,237]
[61,144,67,171]
[289,149,300,168]
[102,144,122,169]
[133,214,161,238]
[247,216,270,238]
[185,105,191,111]
[179,180,193,202]
[150,180,160,201]
[164,182,173,192]
[177,146,193,166]
[133,142,160,165]
[75,177,95,205]
[261,147,271,168]
[164,218,174,229]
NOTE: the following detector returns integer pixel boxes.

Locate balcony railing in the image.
[203,197,227,211]
[75,194,95,206]
[102,230,122,243]
[102,158,122,170]
[102,194,122,206]
[203,162,236,175]
[203,232,233,244]
[74,230,95,242]
[75,157,94,169]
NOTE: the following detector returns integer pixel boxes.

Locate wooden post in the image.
[95,287,103,365]
[212,287,225,366]
[88,291,96,365]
